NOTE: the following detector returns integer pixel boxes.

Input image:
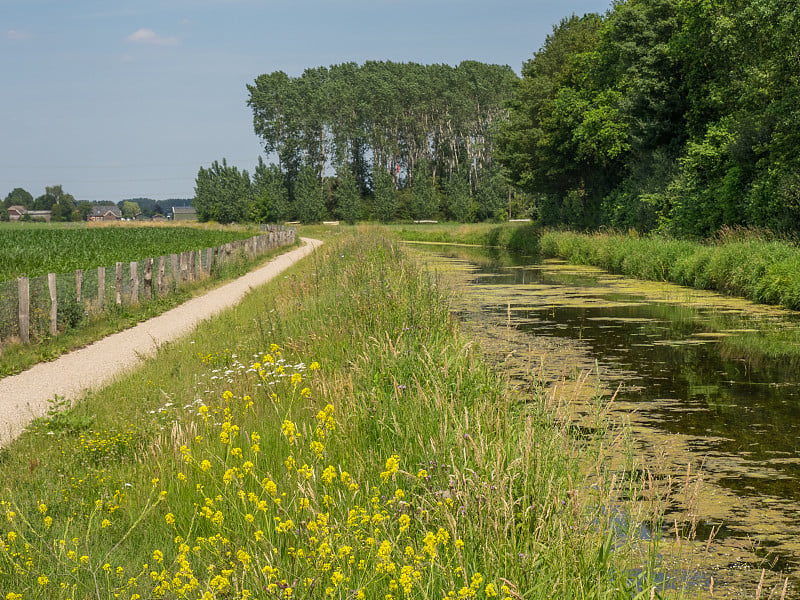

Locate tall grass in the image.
[0,230,676,599]
[540,229,800,310]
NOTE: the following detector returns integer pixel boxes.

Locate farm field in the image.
[0,222,258,280]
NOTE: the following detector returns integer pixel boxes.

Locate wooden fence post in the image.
[144,258,153,301]
[180,252,188,282]
[206,247,212,275]
[158,256,166,295]
[116,262,123,305]
[76,269,82,304]
[170,253,179,284]
[98,266,105,311]
[130,262,139,304]
[188,250,196,282]
[48,273,57,336]
[18,276,30,344]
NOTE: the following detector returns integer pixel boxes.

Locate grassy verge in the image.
[0,229,677,599]
[0,240,298,379]
[540,230,800,311]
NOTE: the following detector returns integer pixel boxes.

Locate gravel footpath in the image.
[0,238,322,447]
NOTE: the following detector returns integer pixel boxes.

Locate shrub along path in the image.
[0,238,322,447]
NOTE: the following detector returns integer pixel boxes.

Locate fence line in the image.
[1,226,295,349]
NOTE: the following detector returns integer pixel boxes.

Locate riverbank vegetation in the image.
[388,222,800,313]
[540,229,800,311]
[0,232,683,599]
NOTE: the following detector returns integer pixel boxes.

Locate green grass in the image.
[0,222,258,280]
[0,229,680,599]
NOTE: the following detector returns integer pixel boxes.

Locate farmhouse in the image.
[90,205,123,221]
[7,205,52,222]
[7,205,27,221]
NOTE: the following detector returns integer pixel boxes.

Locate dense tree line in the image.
[225,60,520,223]
[497,0,800,236]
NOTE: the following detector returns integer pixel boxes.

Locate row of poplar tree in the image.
[194,61,523,225]
[196,0,800,236]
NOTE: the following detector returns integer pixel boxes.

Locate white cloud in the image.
[126,28,179,45]
[6,30,30,41]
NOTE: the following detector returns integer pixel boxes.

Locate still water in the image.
[412,243,800,597]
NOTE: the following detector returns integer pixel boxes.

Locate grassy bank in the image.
[0,230,675,599]
[540,229,800,311]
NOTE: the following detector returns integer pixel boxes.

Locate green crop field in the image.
[0,223,256,280]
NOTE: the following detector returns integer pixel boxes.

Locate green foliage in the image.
[444,170,473,222]
[248,61,518,221]
[293,165,327,223]
[121,201,141,219]
[252,157,291,223]
[4,187,33,208]
[411,159,439,220]
[498,0,800,236]
[333,168,361,224]
[194,159,252,224]
[372,167,397,223]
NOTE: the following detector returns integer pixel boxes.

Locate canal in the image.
[411,243,800,598]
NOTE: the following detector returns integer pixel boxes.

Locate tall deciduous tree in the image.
[411,159,438,220]
[247,61,518,217]
[252,158,291,223]
[194,159,252,224]
[334,168,361,225]
[4,187,33,208]
[444,171,473,222]
[372,167,397,223]
[294,165,327,223]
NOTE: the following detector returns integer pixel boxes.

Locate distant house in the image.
[172,206,197,221]
[151,213,166,221]
[7,205,27,221]
[8,205,51,222]
[90,205,122,221]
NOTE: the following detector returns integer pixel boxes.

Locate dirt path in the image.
[0,238,322,447]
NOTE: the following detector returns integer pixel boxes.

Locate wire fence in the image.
[0,226,295,348]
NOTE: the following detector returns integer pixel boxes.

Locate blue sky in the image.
[2,0,612,202]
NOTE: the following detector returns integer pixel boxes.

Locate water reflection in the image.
[412,244,800,595]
